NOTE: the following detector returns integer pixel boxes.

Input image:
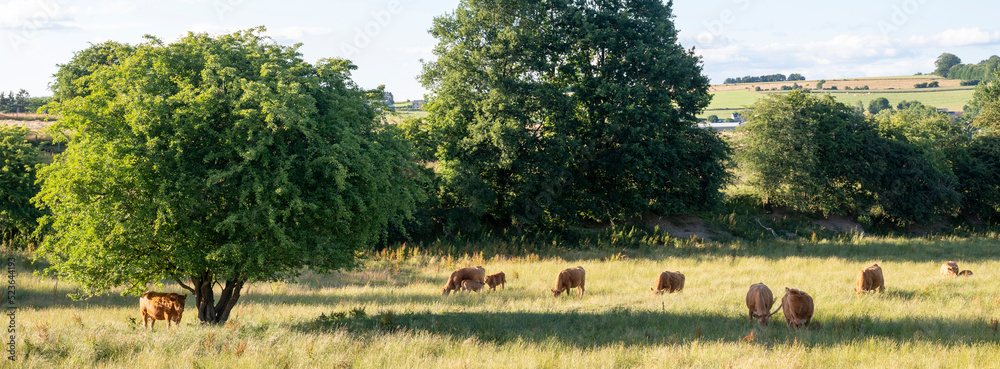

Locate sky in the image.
[1,0,999,101]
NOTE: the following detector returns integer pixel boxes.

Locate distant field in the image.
[701,76,976,119]
[711,75,959,92]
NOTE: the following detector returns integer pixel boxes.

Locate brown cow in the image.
[958,270,973,276]
[461,280,484,293]
[140,291,187,330]
[485,271,506,291]
[940,261,959,277]
[442,266,486,296]
[650,271,685,295]
[781,287,814,330]
[746,283,781,326]
[855,264,885,294]
[551,266,585,298]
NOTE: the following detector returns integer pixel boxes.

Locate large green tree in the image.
[0,126,42,245]
[35,29,420,324]
[971,68,1000,131]
[934,53,961,77]
[738,91,957,225]
[420,0,728,229]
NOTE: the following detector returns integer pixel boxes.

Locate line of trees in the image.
[935,53,1000,82]
[739,90,1000,226]
[724,73,805,84]
[0,89,52,114]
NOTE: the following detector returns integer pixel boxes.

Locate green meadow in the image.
[702,85,975,120]
[8,234,1000,368]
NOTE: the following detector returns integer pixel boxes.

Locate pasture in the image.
[702,76,975,120]
[8,235,1000,368]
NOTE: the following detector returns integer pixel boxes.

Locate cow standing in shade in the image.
[140,292,187,330]
[781,287,814,330]
[746,283,780,326]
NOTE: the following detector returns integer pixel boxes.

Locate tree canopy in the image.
[0,126,42,245]
[738,91,958,225]
[934,53,962,77]
[35,28,421,324]
[419,0,729,230]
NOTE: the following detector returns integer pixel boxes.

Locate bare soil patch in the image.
[644,214,718,240]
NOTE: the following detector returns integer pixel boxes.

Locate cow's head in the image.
[751,311,770,326]
[650,287,663,295]
[551,289,563,297]
[442,288,451,296]
[170,294,187,310]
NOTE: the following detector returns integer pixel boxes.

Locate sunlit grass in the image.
[7,235,1000,368]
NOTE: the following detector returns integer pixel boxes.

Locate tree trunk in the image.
[183,271,246,325]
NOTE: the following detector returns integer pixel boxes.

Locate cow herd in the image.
[136,260,974,330]
[439,260,976,331]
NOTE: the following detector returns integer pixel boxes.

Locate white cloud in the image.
[907,27,1000,48]
[268,26,333,41]
[0,0,73,29]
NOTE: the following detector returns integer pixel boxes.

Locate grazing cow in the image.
[940,261,959,277]
[781,287,814,330]
[551,266,586,298]
[461,280,484,293]
[855,264,885,294]
[746,283,780,326]
[958,270,973,277]
[485,271,506,291]
[140,292,187,330]
[650,271,685,294]
[442,266,487,296]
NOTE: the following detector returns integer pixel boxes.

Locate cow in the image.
[485,271,506,291]
[551,266,585,298]
[855,264,885,294]
[140,291,187,330]
[940,261,959,277]
[958,270,973,277]
[461,279,484,293]
[442,266,487,296]
[650,271,685,294]
[781,287,814,330]
[746,283,781,326]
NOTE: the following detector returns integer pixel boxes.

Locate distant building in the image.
[731,112,744,123]
[412,100,426,109]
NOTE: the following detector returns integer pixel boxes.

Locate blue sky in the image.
[2,0,999,101]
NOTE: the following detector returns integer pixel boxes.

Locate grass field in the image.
[701,78,975,120]
[9,235,1000,368]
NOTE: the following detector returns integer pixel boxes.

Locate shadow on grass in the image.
[292,308,1000,348]
[564,236,1000,264]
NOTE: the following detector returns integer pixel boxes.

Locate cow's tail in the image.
[767,303,783,317]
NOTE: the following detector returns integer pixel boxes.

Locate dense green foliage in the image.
[971,69,1000,131]
[34,28,421,324]
[738,91,959,225]
[934,53,962,77]
[419,0,729,230]
[0,89,48,113]
[867,97,891,115]
[723,73,805,84]
[738,91,874,216]
[947,55,1000,82]
[0,126,43,244]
